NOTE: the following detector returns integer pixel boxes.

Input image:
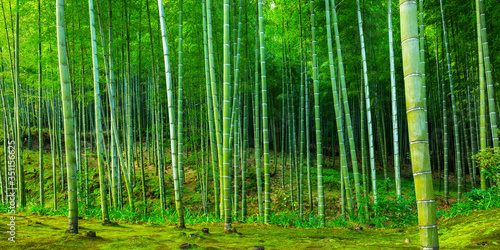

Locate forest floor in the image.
[0,143,496,249]
[0,207,499,249]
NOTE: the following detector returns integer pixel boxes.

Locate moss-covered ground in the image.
[0,207,499,249]
[1,145,498,249]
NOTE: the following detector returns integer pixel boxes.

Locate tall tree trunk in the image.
[388,0,401,198]
[206,0,224,216]
[440,0,462,201]
[478,0,498,148]
[476,0,487,190]
[310,0,325,226]
[325,0,354,217]
[38,0,44,207]
[157,0,185,228]
[399,1,439,248]
[222,0,233,231]
[177,0,185,198]
[257,0,270,224]
[56,0,78,233]
[356,0,377,205]
[89,0,109,223]
[253,4,263,219]
[202,0,219,216]
[15,0,25,208]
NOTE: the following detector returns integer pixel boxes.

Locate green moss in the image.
[439,208,500,248]
[2,208,498,249]
[4,148,498,249]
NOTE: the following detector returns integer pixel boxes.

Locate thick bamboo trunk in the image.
[157,0,185,228]
[89,0,109,223]
[56,0,78,233]
[399,1,439,248]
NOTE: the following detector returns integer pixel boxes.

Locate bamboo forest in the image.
[1,0,500,249]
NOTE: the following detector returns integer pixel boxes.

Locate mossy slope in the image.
[1,208,499,249]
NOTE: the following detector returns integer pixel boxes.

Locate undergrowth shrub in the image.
[438,188,500,218]
[472,147,500,186]
[369,184,418,228]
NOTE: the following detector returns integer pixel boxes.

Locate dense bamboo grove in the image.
[1,0,500,248]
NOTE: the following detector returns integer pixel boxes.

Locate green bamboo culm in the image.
[229,0,243,167]
[89,0,109,223]
[330,0,359,213]
[418,0,426,105]
[222,0,233,231]
[439,0,462,201]
[231,0,243,220]
[124,0,133,202]
[241,92,248,219]
[257,0,271,224]
[157,0,185,229]
[201,0,219,216]
[387,0,401,198]
[325,0,354,217]
[108,0,118,208]
[399,0,439,248]
[467,86,477,186]
[94,1,133,210]
[206,0,224,217]
[356,0,377,206]
[476,0,487,190]
[38,0,44,207]
[298,1,305,217]
[310,0,325,226]
[56,0,78,234]
[254,4,263,219]
[178,0,185,199]
[478,0,499,148]
[359,77,369,218]
[15,0,25,208]
[440,33,449,203]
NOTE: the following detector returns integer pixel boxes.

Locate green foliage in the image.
[472,147,500,185]
[370,190,418,228]
[438,188,500,218]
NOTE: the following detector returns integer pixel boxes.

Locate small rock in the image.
[201,228,209,233]
[253,246,265,250]
[405,239,411,244]
[35,222,42,225]
[179,232,187,237]
[86,231,96,237]
[199,237,206,240]
[397,229,404,233]
[179,243,191,249]
[367,223,375,228]
[355,226,363,231]
[189,233,197,238]
[476,242,487,246]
